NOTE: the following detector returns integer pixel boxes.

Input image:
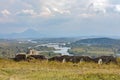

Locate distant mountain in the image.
[0,29,45,39]
[22,29,39,34]
[71,38,120,46]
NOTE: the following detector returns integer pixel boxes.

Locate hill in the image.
[0,29,45,39]
[70,38,120,47]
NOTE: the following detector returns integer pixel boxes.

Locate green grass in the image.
[69,47,115,56]
[0,59,120,80]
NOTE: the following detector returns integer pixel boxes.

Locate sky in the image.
[0,0,120,37]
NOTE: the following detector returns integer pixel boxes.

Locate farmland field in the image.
[68,47,115,56]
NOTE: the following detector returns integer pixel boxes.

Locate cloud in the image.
[16,8,53,17]
[16,9,37,16]
[1,9,11,16]
[40,7,52,17]
[22,9,36,15]
[1,0,120,17]
[79,13,95,18]
[38,0,115,16]
[40,0,74,15]
[115,5,120,12]
[0,0,118,18]
[88,0,110,14]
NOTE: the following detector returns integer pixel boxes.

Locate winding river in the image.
[36,43,71,55]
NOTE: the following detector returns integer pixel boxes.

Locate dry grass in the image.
[0,59,120,80]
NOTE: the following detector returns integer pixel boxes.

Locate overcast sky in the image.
[0,0,120,37]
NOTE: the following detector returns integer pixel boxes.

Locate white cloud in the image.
[53,7,63,14]
[16,8,53,17]
[22,9,36,15]
[16,9,37,17]
[88,0,109,13]
[1,9,11,16]
[40,0,74,15]
[52,7,71,14]
[40,7,52,17]
[38,0,113,16]
[1,0,120,19]
[115,5,120,12]
[0,0,115,18]
[79,13,95,18]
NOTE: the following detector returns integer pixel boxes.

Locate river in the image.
[35,43,71,55]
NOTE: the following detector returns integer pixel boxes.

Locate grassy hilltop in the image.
[0,59,120,80]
